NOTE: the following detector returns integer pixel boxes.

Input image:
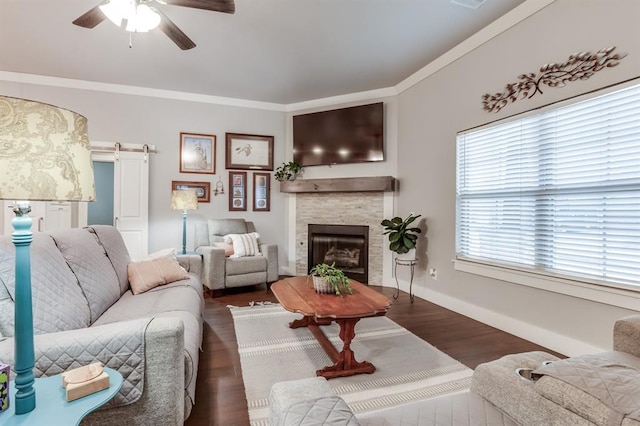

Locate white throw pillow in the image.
[223,232,261,258]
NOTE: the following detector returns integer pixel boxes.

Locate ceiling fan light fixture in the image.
[99,0,133,27]
[99,0,161,33]
[125,4,161,32]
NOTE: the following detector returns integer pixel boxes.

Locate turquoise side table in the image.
[1,367,123,426]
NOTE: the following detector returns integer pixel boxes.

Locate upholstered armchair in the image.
[194,218,279,296]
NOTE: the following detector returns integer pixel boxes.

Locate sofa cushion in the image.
[0,233,91,335]
[87,225,131,296]
[127,253,189,295]
[92,276,203,326]
[225,255,267,275]
[50,228,120,324]
[224,232,261,257]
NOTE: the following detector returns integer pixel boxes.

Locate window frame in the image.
[455,78,640,309]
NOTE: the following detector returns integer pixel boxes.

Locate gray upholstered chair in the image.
[194,218,278,296]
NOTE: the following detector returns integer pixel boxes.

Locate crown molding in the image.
[285,87,397,113]
[0,71,287,112]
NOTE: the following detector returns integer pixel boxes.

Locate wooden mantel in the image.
[279,176,397,193]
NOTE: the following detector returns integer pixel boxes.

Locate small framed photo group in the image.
[253,172,270,211]
[228,171,270,212]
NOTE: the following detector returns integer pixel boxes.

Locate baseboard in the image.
[422,288,606,357]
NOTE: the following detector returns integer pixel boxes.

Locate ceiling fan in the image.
[72,0,235,50]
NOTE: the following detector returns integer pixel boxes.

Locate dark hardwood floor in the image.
[185,283,563,426]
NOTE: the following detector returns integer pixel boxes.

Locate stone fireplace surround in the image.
[295,192,385,285]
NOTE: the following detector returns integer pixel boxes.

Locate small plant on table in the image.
[309,262,352,296]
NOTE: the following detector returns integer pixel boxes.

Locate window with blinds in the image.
[456,82,640,289]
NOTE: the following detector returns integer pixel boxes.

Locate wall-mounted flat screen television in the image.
[293,102,384,167]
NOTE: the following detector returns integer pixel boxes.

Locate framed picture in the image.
[180,132,216,174]
[253,172,271,211]
[171,181,211,203]
[229,171,247,211]
[225,133,274,171]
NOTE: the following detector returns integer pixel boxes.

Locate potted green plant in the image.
[275,161,302,182]
[309,262,352,296]
[381,213,422,258]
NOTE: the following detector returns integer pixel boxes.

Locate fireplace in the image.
[308,224,369,284]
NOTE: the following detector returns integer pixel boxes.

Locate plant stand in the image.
[394,257,417,303]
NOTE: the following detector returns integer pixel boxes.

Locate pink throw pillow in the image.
[213,242,234,257]
[128,253,189,295]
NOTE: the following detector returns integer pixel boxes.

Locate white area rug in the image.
[230,302,473,426]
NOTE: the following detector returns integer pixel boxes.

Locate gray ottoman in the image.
[280,396,360,426]
[269,377,335,425]
[269,377,359,426]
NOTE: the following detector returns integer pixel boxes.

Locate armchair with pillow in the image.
[195,218,279,296]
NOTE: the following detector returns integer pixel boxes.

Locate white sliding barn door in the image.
[81,142,151,259]
[113,151,149,259]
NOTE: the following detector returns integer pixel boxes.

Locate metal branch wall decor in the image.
[482,46,627,113]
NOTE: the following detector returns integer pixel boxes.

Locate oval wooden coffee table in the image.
[271,276,390,379]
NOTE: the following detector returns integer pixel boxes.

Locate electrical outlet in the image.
[429,267,437,280]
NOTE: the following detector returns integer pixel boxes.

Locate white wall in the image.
[395,0,640,356]
[0,81,289,267]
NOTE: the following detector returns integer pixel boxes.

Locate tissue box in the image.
[0,363,9,412]
[61,363,110,402]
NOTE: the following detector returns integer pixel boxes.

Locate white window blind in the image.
[456,83,640,288]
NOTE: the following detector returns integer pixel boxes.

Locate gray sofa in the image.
[195,218,278,295]
[0,225,203,425]
[271,314,640,426]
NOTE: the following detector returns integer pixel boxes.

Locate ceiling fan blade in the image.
[163,0,235,14]
[72,5,107,28]
[156,9,196,50]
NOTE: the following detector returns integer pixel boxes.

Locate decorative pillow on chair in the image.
[128,250,189,295]
[224,232,261,258]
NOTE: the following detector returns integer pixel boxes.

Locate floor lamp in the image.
[0,96,95,414]
[170,190,198,255]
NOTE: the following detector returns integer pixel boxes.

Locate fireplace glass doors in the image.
[308,224,369,283]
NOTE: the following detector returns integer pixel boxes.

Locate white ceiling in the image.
[0,0,525,105]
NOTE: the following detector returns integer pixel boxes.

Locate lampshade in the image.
[0,95,95,415]
[0,96,96,202]
[100,0,161,33]
[171,190,198,211]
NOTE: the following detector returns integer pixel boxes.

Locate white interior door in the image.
[114,151,149,259]
[79,143,151,259]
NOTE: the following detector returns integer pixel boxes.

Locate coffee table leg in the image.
[317,318,376,379]
[289,316,331,329]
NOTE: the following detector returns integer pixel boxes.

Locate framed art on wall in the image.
[171,181,211,203]
[225,133,274,171]
[180,132,216,174]
[229,171,247,211]
[253,172,270,211]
